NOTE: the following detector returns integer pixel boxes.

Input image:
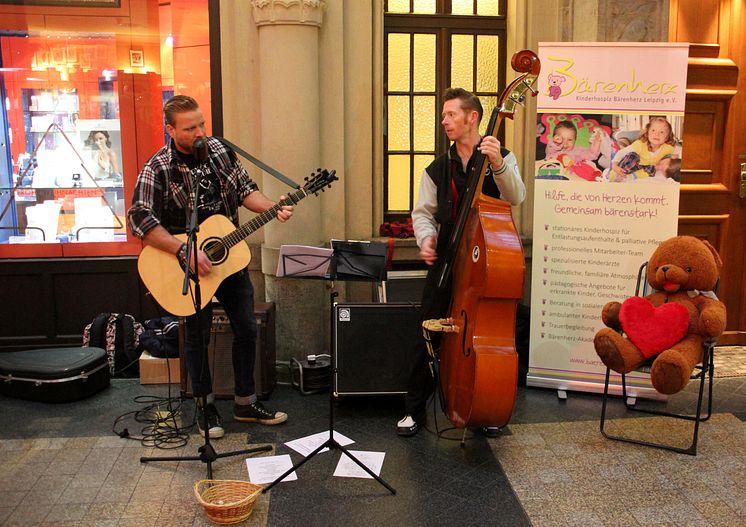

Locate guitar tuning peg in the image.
[317,168,322,172]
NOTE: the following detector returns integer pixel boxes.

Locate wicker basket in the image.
[194,479,263,525]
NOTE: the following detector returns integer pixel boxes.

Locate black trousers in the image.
[184,269,257,398]
[403,264,451,419]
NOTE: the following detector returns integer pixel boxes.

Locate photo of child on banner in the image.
[536,113,614,181]
[535,113,683,184]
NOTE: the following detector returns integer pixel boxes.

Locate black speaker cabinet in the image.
[333,303,422,396]
[180,302,276,399]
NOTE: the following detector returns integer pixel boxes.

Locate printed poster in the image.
[528,43,689,395]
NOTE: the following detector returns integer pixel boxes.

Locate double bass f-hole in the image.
[460,309,471,357]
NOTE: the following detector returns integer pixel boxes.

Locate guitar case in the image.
[0,347,110,403]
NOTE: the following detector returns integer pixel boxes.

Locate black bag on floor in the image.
[83,313,144,376]
[140,316,180,358]
[0,347,110,403]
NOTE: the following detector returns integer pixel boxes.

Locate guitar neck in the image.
[222,188,307,249]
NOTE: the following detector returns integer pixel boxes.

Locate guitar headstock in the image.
[498,49,541,119]
[303,168,338,195]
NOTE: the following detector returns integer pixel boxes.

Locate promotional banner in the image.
[528,42,689,396]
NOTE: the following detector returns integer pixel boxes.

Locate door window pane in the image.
[413,96,435,151]
[477,35,499,92]
[477,0,501,16]
[387,96,411,151]
[451,35,474,89]
[387,155,411,211]
[413,154,434,205]
[413,0,436,13]
[387,33,411,92]
[387,0,411,13]
[413,34,435,91]
[452,0,475,15]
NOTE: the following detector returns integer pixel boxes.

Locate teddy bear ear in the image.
[700,238,723,270]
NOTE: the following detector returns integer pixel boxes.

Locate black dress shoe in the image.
[396,415,420,437]
[481,426,501,438]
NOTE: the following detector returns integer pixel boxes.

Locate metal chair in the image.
[599,262,716,455]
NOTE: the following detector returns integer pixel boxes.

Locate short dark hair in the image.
[443,88,483,123]
[164,95,199,126]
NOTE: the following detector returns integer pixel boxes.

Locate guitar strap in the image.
[215,137,301,190]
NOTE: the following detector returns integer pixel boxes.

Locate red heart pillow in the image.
[619,297,690,358]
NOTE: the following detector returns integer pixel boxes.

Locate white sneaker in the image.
[396,415,419,436]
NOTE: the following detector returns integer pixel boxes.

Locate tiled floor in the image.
[713,346,746,378]
[1,367,745,526]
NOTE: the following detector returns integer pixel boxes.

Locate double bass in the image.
[425,50,540,430]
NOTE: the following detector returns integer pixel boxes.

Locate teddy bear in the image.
[594,235,726,394]
[547,73,565,100]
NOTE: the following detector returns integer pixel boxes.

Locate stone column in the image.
[251,0,327,362]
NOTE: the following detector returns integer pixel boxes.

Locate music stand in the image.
[263,242,395,494]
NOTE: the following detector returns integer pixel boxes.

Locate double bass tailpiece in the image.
[422,318,460,334]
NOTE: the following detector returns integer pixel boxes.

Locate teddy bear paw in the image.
[650,350,692,395]
[593,328,643,374]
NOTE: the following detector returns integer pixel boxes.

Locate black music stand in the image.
[263,242,395,494]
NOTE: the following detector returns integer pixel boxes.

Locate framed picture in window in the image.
[51,47,66,65]
[66,46,78,64]
[129,50,144,68]
[80,53,92,70]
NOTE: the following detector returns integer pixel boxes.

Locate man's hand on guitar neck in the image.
[243,191,294,222]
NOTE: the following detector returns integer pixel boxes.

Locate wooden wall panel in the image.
[0,257,160,351]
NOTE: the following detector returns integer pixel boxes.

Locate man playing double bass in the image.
[397,88,526,437]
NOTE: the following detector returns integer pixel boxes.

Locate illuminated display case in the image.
[0,0,211,259]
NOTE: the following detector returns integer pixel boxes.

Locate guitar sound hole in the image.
[202,238,228,265]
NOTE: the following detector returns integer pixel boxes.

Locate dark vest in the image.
[425,143,509,252]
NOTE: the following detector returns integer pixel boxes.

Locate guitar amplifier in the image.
[180,302,276,399]
[333,303,422,396]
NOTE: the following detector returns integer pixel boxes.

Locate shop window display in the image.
[0,0,211,257]
[0,34,126,248]
[17,96,126,244]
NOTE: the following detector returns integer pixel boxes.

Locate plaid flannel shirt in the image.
[128,136,258,238]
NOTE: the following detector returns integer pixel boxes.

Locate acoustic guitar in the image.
[138,168,337,316]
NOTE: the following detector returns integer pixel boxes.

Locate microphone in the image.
[193,138,208,164]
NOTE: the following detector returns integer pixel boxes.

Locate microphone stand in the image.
[141,139,271,478]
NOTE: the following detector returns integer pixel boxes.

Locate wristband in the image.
[490,161,507,175]
[176,243,187,263]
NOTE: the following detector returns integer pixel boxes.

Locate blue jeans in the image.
[184,269,257,398]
